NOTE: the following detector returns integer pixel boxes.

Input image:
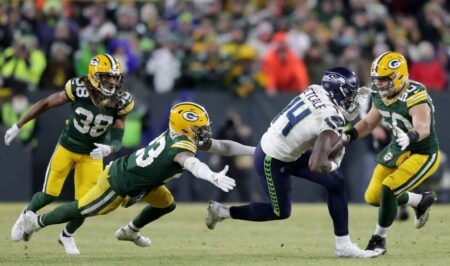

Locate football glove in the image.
[209,165,236,192]
[90,143,112,159]
[330,147,345,169]
[4,124,20,145]
[394,126,419,151]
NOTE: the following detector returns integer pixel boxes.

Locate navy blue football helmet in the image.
[321,67,359,120]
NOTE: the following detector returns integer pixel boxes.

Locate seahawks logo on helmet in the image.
[183,111,199,122]
[388,59,401,69]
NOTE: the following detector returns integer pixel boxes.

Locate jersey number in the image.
[378,109,413,135]
[272,96,311,136]
[135,135,166,167]
[73,107,114,137]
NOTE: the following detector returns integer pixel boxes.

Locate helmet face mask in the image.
[321,67,359,121]
[169,102,211,144]
[370,51,408,102]
[88,54,123,97]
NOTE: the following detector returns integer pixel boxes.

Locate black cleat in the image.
[397,205,409,221]
[366,235,386,255]
[414,191,437,229]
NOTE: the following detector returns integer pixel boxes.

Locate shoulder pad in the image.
[64,78,75,102]
[405,82,429,108]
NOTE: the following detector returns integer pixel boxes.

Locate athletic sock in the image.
[378,185,398,227]
[218,205,231,218]
[406,192,422,207]
[27,192,58,212]
[132,203,176,228]
[374,224,390,238]
[41,201,83,226]
[335,235,352,248]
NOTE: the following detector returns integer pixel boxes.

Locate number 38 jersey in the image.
[108,131,197,197]
[59,77,134,154]
[261,85,346,162]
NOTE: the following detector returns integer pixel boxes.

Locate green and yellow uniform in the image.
[365,80,440,204]
[78,131,197,216]
[44,77,134,200]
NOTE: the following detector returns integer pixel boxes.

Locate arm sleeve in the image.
[183,157,214,181]
[110,127,124,153]
[208,139,255,156]
[64,79,75,102]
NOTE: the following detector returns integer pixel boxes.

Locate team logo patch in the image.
[388,59,401,69]
[384,152,393,161]
[183,111,199,122]
[90,57,100,66]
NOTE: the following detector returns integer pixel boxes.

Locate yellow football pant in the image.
[78,165,174,217]
[365,152,440,206]
[43,144,102,200]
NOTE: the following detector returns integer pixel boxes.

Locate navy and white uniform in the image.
[230,85,349,236]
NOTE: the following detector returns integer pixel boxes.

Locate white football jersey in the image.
[261,85,346,162]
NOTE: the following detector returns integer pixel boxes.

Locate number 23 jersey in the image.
[59,77,134,154]
[261,85,345,162]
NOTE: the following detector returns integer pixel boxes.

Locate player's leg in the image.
[206,144,294,229]
[366,152,440,254]
[57,155,103,254]
[22,165,123,250]
[291,151,380,258]
[11,144,75,241]
[116,185,176,247]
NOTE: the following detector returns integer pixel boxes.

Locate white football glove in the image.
[394,126,410,151]
[90,143,112,159]
[209,165,236,192]
[4,124,20,145]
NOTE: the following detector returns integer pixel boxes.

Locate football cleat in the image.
[366,235,386,255]
[206,200,227,230]
[59,233,80,255]
[11,209,26,241]
[115,226,151,247]
[22,211,41,242]
[335,243,381,258]
[414,191,437,229]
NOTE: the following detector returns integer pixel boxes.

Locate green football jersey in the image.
[108,130,198,197]
[372,80,439,167]
[59,77,134,154]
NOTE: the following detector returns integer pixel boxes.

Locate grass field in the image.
[0,203,449,265]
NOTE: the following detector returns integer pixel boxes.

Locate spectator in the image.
[40,42,75,90]
[410,41,446,91]
[261,32,309,95]
[247,21,274,59]
[0,35,47,92]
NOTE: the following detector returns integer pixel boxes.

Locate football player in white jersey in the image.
[206,67,380,258]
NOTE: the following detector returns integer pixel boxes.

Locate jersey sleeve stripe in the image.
[178,140,196,149]
[64,80,75,102]
[406,91,427,102]
[117,100,135,116]
[407,96,429,108]
[171,143,197,153]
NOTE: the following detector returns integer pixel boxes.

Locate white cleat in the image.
[11,209,26,241]
[115,226,151,247]
[206,201,226,230]
[59,233,80,255]
[335,243,381,258]
[22,210,41,242]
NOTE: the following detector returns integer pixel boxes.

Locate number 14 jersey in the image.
[59,77,134,154]
[261,85,346,162]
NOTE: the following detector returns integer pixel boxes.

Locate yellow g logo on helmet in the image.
[88,54,123,96]
[370,51,409,102]
[169,102,211,142]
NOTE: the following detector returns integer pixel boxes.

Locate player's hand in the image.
[330,147,346,169]
[394,126,410,151]
[4,123,20,145]
[210,165,236,192]
[90,143,112,159]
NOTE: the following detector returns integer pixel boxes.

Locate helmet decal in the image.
[183,111,199,122]
[90,57,99,66]
[388,59,401,69]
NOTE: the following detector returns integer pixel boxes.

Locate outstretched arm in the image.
[174,151,236,192]
[17,91,69,128]
[4,91,68,145]
[309,130,341,174]
[198,138,255,156]
[344,103,382,142]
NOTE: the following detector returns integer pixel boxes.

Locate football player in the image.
[19,102,255,250]
[4,54,134,254]
[206,67,380,258]
[341,52,439,254]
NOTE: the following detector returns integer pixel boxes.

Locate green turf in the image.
[0,203,449,265]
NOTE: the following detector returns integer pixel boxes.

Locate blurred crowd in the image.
[0,0,449,100]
